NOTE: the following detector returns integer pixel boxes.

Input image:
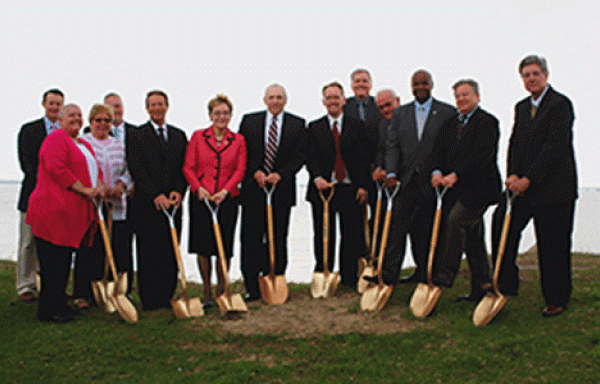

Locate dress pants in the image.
[241,198,291,298]
[35,237,75,319]
[16,212,39,295]
[112,220,134,295]
[491,194,575,307]
[310,184,365,287]
[381,180,435,286]
[73,230,104,301]
[433,199,490,288]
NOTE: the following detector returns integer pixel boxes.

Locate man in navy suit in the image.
[428,79,501,297]
[239,84,306,301]
[381,70,456,286]
[16,88,64,302]
[491,55,577,317]
[127,90,188,311]
[306,82,370,287]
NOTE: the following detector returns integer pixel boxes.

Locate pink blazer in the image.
[183,127,246,197]
[27,129,102,248]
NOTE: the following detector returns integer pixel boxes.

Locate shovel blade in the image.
[361,283,393,312]
[357,257,368,278]
[92,280,116,313]
[310,272,325,298]
[410,283,442,319]
[217,293,248,314]
[324,272,339,298]
[357,265,375,294]
[187,297,204,317]
[171,298,191,319]
[260,275,288,305]
[116,272,128,295]
[111,294,138,323]
[473,292,507,327]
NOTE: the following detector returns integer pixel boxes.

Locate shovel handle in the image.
[266,203,276,277]
[492,192,516,295]
[204,197,231,298]
[318,184,335,276]
[375,184,401,285]
[426,186,447,287]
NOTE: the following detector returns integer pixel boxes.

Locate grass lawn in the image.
[1,252,598,383]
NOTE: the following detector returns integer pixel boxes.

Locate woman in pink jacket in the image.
[27,104,107,323]
[183,95,246,309]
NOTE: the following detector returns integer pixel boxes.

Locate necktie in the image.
[157,127,166,142]
[264,116,278,173]
[531,104,537,119]
[50,123,56,133]
[333,121,345,183]
[457,114,467,140]
[417,106,425,140]
[358,101,366,122]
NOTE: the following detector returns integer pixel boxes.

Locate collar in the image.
[327,113,344,130]
[531,85,550,107]
[458,106,478,125]
[267,111,283,125]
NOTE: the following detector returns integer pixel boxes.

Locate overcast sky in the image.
[3,1,599,187]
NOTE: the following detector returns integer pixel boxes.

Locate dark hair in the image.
[322,81,345,97]
[42,88,64,103]
[145,90,169,108]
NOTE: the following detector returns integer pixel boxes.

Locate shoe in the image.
[244,293,260,302]
[456,291,486,303]
[398,272,419,284]
[19,292,36,302]
[542,305,565,317]
[202,300,213,309]
[74,298,90,310]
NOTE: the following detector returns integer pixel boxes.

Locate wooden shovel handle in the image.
[213,222,231,298]
[98,218,120,296]
[426,208,443,286]
[170,227,189,300]
[370,198,382,263]
[319,185,335,276]
[266,203,276,277]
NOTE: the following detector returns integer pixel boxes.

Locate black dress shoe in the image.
[202,300,213,309]
[398,272,419,284]
[456,291,486,303]
[542,305,565,317]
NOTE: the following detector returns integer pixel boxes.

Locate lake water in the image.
[2,180,598,284]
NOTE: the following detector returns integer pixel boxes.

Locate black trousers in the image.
[35,237,75,319]
[491,194,575,307]
[310,184,366,287]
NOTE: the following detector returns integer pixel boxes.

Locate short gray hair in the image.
[452,79,479,95]
[264,83,287,99]
[519,55,548,75]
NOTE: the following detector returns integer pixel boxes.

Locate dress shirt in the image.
[111,122,125,143]
[415,97,433,134]
[531,85,550,107]
[327,113,351,184]
[264,111,283,148]
[458,106,478,126]
[149,120,168,140]
[44,117,59,135]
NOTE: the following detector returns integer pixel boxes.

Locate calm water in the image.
[2,181,598,284]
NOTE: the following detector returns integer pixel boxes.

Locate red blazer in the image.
[27,129,102,248]
[183,127,246,197]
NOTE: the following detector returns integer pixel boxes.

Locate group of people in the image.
[16,53,577,323]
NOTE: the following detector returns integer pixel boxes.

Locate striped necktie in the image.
[264,116,278,173]
[531,104,537,119]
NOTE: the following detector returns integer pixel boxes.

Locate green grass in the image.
[1,254,599,383]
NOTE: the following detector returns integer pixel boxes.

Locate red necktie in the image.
[333,121,345,183]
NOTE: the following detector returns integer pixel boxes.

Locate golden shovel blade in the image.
[324,272,339,298]
[259,275,288,305]
[96,280,117,313]
[357,257,368,278]
[171,296,204,319]
[361,283,393,312]
[116,272,128,295]
[216,293,248,314]
[111,294,138,323]
[410,283,442,319]
[473,292,507,327]
[357,265,375,294]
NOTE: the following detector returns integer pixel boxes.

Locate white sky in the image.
[3,1,599,187]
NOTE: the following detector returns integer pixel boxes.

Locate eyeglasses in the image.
[93,118,112,123]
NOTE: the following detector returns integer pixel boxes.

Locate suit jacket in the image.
[344,96,382,168]
[375,117,390,169]
[17,118,48,212]
[507,85,577,205]
[386,98,456,189]
[305,114,370,203]
[239,111,306,208]
[429,107,501,211]
[127,122,188,227]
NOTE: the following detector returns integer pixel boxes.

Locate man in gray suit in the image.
[380,70,456,286]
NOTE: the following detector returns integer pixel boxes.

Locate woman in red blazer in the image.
[27,104,107,323]
[183,95,246,308]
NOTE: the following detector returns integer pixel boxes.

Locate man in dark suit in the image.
[239,84,306,301]
[381,70,456,286]
[491,55,577,318]
[16,88,64,302]
[428,79,501,297]
[306,82,370,287]
[127,90,188,311]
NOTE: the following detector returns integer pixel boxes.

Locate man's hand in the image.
[315,177,330,191]
[372,168,387,181]
[254,170,267,188]
[356,188,368,204]
[154,194,171,210]
[431,172,444,188]
[443,173,458,188]
[265,172,282,186]
[169,191,183,208]
[385,176,399,189]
